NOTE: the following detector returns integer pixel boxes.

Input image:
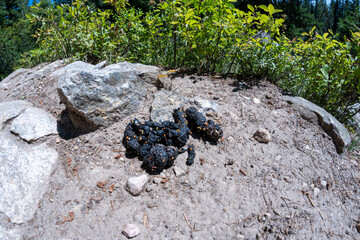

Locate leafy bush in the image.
[23,0,359,125]
[274,28,360,122]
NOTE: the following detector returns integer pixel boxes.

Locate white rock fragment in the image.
[253,98,260,104]
[125,174,148,196]
[313,187,320,196]
[227,136,235,142]
[173,166,186,177]
[271,178,278,186]
[122,223,140,238]
[254,128,271,143]
[321,180,327,188]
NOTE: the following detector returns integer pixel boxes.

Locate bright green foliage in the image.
[25,0,140,64]
[22,0,360,124]
[275,29,360,122]
[140,1,284,71]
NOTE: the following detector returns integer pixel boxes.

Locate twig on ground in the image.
[183,213,194,231]
[239,169,247,176]
[303,191,327,220]
[93,146,102,156]
[143,210,151,232]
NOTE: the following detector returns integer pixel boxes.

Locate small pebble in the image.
[320,180,327,188]
[173,166,186,177]
[254,128,271,143]
[271,178,278,186]
[253,98,260,104]
[56,138,61,144]
[227,136,235,142]
[237,234,245,239]
[122,223,140,238]
[313,187,320,196]
[125,174,148,196]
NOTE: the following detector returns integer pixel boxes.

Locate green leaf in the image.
[320,64,330,80]
[247,5,254,13]
[275,18,284,25]
[268,4,275,15]
[259,5,269,12]
[309,26,316,35]
[187,20,198,26]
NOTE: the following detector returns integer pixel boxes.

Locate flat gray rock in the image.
[0,101,33,129]
[0,132,58,224]
[151,90,188,122]
[10,107,58,142]
[284,96,351,153]
[150,90,219,122]
[57,62,161,130]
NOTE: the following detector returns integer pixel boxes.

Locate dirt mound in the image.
[1,70,359,239]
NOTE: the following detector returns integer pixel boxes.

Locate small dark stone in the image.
[356,224,360,234]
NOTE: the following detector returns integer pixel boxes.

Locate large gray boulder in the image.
[0,132,58,224]
[284,96,351,153]
[10,107,58,142]
[57,61,161,130]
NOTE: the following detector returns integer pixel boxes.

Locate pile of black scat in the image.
[123,107,223,174]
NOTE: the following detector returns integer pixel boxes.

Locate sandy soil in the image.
[1,70,360,240]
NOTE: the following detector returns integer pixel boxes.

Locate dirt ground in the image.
[1,69,360,240]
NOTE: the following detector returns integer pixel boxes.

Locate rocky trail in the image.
[0,60,359,240]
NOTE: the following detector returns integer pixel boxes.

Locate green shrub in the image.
[23,0,359,125]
